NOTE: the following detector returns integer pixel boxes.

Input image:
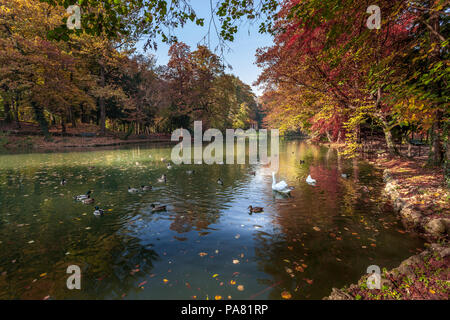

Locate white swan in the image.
[272,172,293,194]
[306,175,316,185]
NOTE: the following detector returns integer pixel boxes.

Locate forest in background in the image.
[0,0,262,140]
[256,0,448,169]
[0,0,448,172]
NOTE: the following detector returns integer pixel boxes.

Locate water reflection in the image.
[0,140,423,299]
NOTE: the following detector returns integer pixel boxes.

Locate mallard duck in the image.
[82,197,95,204]
[272,172,293,194]
[186,170,195,174]
[151,204,166,212]
[167,163,173,169]
[74,190,92,201]
[306,175,316,185]
[128,186,139,193]
[141,185,152,191]
[217,178,223,185]
[248,205,264,213]
[60,178,67,186]
[93,206,104,216]
[157,174,166,183]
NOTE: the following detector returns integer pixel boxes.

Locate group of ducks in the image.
[68,157,350,217]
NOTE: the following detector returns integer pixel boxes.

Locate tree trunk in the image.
[3,99,12,123]
[428,12,444,166]
[32,101,50,140]
[380,116,399,156]
[430,110,444,165]
[99,65,106,135]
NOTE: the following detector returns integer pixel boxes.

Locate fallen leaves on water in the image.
[215,295,222,300]
[304,279,313,285]
[237,285,244,291]
[313,226,321,232]
[232,259,239,264]
[212,274,219,278]
[281,291,292,299]
[138,281,147,287]
[163,279,169,283]
[230,280,236,285]
[40,273,47,277]
[198,252,208,257]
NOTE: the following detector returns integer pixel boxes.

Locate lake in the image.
[0,140,424,299]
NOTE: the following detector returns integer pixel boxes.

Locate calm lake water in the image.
[0,140,424,299]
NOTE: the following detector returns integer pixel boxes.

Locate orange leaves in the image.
[281,291,292,299]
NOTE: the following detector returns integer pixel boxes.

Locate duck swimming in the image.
[157,174,167,183]
[151,204,167,212]
[141,185,152,191]
[93,206,104,216]
[82,197,95,204]
[186,170,195,174]
[60,178,67,186]
[167,163,172,169]
[217,178,223,185]
[248,205,264,213]
[74,190,92,201]
[128,186,139,193]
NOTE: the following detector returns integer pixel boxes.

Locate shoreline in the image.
[321,142,449,300]
[0,132,178,153]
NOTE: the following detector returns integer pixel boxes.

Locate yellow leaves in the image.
[215,295,222,300]
[237,285,244,291]
[429,289,436,294]
[39,273,47,277]
[212,274,219,278]
[230,280,236,285]
[281,291,292,299]
[163,279,169,283]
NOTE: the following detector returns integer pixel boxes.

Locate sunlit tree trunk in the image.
[99,66,106,135]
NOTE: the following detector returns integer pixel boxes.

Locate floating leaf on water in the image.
[215,295,222,300]
[230,280,236,285]
[198,252,208,257]
[40,273,47,277]
[313,226,321,232]
[281,291,292,299]
[232,259,239,264]
[28,240,34,244]
[212,274,219,278]
[138,281,147,287]
[163,279,169,283]
[237,285,244,291]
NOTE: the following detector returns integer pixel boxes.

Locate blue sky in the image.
[135,1,274,96]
